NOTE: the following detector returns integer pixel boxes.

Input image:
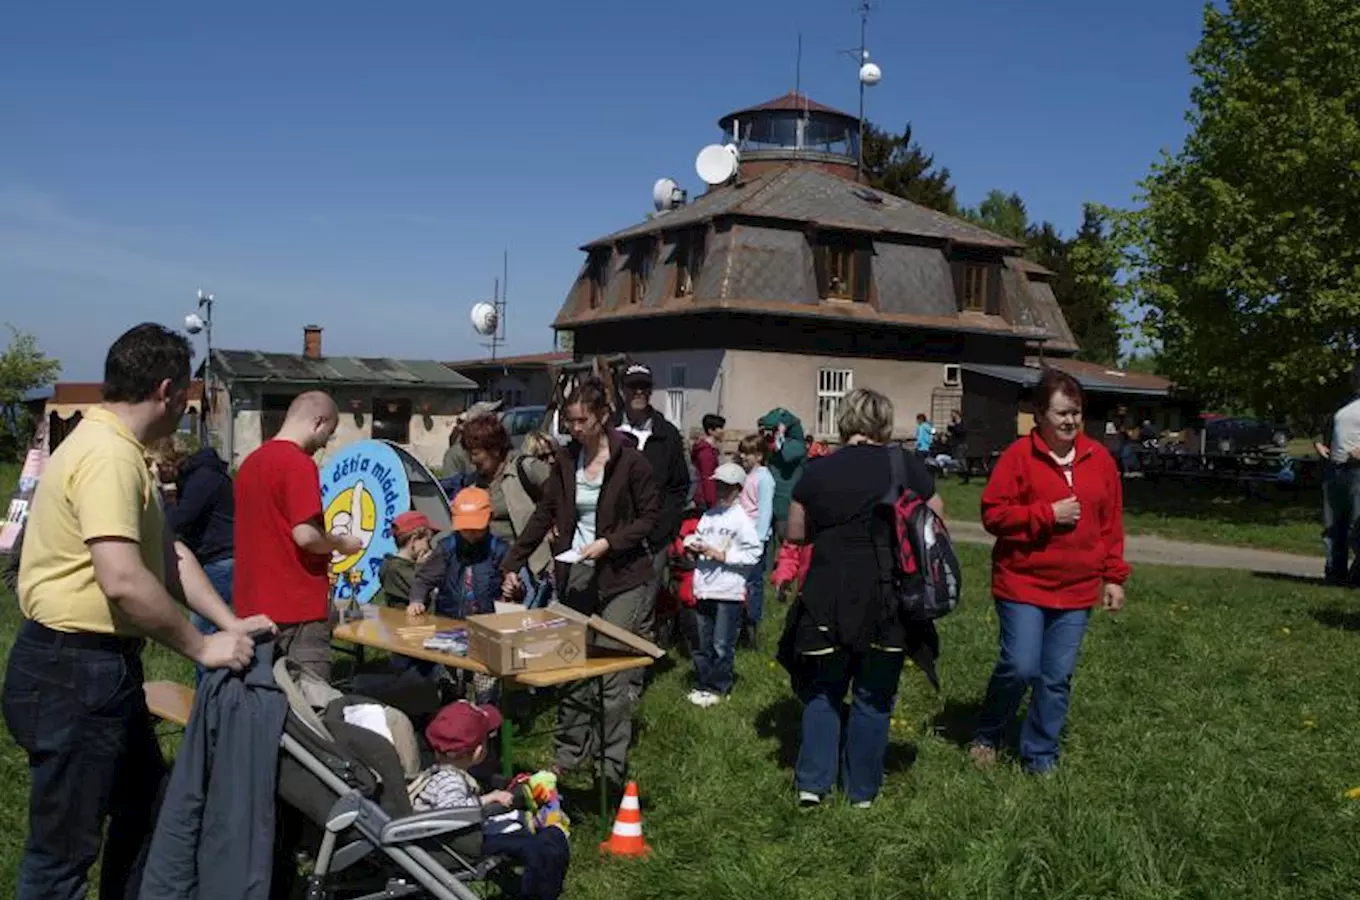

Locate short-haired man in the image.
[2,323,269,900]
[616,364,692,632]
[691,414,726,511]
[233,391,361,682]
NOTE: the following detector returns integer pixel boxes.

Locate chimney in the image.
[303,325,323,360]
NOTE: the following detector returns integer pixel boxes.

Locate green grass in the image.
[937,477,1323,556]
[3,461,1360,897]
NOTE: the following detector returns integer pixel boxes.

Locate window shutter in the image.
[985,264,1002,315]
[812,240,829,298]
[950,259,966,311]
[852,246,872,303]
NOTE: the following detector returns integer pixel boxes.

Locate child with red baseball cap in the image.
[410,701,570,899]
[378,511,435,610]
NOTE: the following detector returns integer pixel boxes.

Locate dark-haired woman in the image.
[502,379,659,784]
[970,368,1130,775]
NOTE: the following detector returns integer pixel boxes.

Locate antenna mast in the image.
[856,0,871,181]
[482,251,510,360]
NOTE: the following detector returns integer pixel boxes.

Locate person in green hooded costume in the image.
[757,407,808,541]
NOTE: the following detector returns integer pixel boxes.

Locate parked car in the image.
[499,405,548,450]
[1203,416,1289,453]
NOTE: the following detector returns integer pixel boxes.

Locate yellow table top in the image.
[331,604,655,686]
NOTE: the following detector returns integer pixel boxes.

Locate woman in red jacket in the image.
[970,369,1130,774]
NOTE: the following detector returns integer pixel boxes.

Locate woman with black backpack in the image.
[779,388,945,810]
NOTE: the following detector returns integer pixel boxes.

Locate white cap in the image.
[712,462,747,486]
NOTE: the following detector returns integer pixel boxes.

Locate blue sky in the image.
[1,0,1205,381]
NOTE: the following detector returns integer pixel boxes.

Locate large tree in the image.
[0,326,61,460]
[962,190,1033,243]
[861,123,959,215]
[1114,0,1360,420]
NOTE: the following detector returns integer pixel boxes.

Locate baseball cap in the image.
[620,364,653,388]
[425,701,503,756]
[391,510,433,539]
[451,486,492,531]
[712,462,747,486]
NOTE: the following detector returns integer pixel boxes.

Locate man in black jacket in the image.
[615,364,691,632]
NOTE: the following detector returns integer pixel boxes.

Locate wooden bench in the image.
[144,680,194,727]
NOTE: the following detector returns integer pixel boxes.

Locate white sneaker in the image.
[689,690,721,708]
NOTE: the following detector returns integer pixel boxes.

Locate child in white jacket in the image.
[685,462,763,707]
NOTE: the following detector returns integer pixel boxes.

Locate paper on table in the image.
[554,549,584,564]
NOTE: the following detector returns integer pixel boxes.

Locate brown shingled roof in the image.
[719,91,857,123]
[1038,358,1174,393]
[443,351,571,370]
[51,380,204,405]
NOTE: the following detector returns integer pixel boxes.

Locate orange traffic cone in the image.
[599,781,651,858]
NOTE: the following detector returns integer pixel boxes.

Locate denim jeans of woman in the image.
[189,557,234,686]
[794,647,906,803]
[974,599,1091,773]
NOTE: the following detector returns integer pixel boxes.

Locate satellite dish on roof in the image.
[859,61,882,86]
[652,177,686,212]
[470,302,499,336]
[696,143,739,186]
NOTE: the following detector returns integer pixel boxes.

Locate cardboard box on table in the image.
[466,603,664,676]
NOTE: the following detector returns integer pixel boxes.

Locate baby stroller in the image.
[273,657,511,899]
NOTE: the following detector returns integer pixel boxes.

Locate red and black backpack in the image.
[874,447,963,621]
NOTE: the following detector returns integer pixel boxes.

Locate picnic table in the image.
[1135,447,1320,495]
[332,605,652,822]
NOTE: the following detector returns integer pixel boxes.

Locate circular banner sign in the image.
[320,440,411,605]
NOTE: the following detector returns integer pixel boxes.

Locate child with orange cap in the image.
[411,701,570,900]
[409,487,520,619]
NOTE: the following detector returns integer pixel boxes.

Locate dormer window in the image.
[626,239,655,305]
[962,264,988,312]
[952,258,1000,315]
[584,249,610,309]
[674,229,705,298]
[813,232,872,303]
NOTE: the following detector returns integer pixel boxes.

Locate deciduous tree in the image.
[1113,0,1360,420]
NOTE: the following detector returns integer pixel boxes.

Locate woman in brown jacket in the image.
[502,378,660,784]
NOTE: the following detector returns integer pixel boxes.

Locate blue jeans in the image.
[1322,465,1360,583]
[744,541,769,625]
[794,647,906,802]
[2,623,167,900]
[190,557,234,686]
[694,599,743,695]
[975,599,1091,772]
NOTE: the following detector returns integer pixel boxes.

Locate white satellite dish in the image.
[859,61,882,86]
[184,313,205,335]
[696,143,739,186]
[470,302,499,336]
[652,177,685,212]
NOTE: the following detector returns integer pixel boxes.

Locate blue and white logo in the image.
[320,440,411,604]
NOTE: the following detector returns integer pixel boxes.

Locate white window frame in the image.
[943,364,961,387]
[664,388,685,429]
[816,368,853,438]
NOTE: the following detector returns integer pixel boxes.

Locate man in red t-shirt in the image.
[234,391,361,681]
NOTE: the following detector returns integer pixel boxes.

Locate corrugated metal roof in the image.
[962,363,1172,397]
[211,349,476,389]
[584,165,1021,250]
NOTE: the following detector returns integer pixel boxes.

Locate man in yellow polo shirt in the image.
[1,323,274,900]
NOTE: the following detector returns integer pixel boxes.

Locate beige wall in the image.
[626,349,726,437]
[723,349,955,442]
[217,381,470,471]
